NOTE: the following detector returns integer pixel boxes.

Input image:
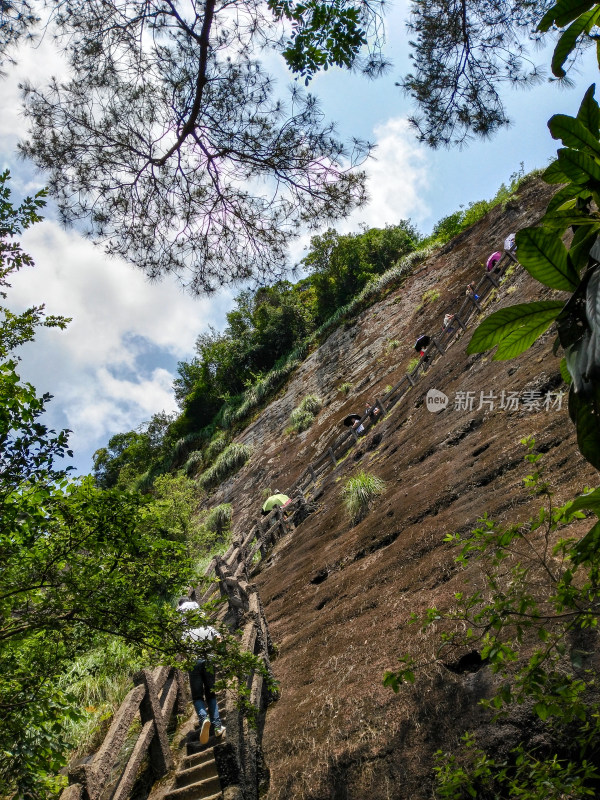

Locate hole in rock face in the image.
[315,597,329,610]
[310,568,329,585]
[444,650,487,674]
[367,432,383,451]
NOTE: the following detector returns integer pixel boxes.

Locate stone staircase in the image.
[163,711,226,800]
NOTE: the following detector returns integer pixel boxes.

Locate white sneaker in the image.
[214,725,226,738]
[199,718,211,745]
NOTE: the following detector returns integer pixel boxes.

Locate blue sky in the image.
[2,2,600,473]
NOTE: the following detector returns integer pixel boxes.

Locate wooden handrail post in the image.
[406,372,415,386]
[134,669,174,777]
[328,446,337,467]
[431,336,445,355]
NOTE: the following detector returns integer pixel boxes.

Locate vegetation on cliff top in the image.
[94,167,529,493]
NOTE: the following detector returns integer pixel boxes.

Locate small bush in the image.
[342,471,386,523]
[197,443,252,491]
[338,382,353,396]
[286,394,323,434]
[407,357,420,373]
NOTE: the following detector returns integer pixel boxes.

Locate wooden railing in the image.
[63,666,187,800]
[60,246,518,800]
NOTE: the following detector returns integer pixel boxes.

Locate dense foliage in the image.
[0,173,262,799]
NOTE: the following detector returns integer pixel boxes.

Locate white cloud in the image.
[7,218,233,471]
[342,117,430,231]
[289,116,431,265]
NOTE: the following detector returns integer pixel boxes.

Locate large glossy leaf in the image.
[569,487,600,513]
[560,356,574,384]
[548,113,600,154]
[541,209,600,233]
[546,185,591,215]
[568,382,600,470]
[577,83,599,136]
[467,301,564,357]
[539,0,596,31]
[558,147,600,183]
[569,226,599,271]
[516,227,579,290]
[551,9,600,77]
[543,159,571,185]
[572,519,600,564]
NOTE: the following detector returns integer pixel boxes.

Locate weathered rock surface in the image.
[206,177,597,799]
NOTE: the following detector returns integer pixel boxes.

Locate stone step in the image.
[176,759,219,788]
[187,729,226,756]
[182,748,216,771]
[163,775,222,800]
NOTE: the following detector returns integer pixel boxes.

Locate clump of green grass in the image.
[407,357,420,373]
[338,382,353,396]
[184,450,203,477]
[421,289,440,304]
[342,471,386,524]
[204,432,228,463]
[197,442,252,491]
[386,339,400,352]
[285,394,323,434]
[384,384,392,393]
[203,503,232,538]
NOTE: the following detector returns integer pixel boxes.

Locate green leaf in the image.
[558,147,600,184]
[549,112,600,155]
[515,228,579,290]
[540,209,600,233]
[539,0,596,32]
[543,158,571,185]
[577,83,600,136]
[546,185,590,215]
[568,225,598,271]
[551,9,600,78]
[467,301,565,358]
[560,357,573,384]
[572,519,600,563]
[568,383,600,470]
[569,487,600,514]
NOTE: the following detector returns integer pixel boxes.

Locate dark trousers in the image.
[189,659,221,726]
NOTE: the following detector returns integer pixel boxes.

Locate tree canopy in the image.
[11,0,383,293]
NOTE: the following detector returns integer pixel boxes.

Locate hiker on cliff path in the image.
[443,313,455,334]
[262,492,291,515]
[178,598,226,745]
[486,251,502,272]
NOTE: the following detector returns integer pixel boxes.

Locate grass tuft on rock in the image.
[286,394,323,434]
[342,471,386,523]
[197,443,252,491]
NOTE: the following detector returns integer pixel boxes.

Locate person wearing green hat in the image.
[262,492,291,515]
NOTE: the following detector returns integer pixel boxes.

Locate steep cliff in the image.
[203,175,597,799]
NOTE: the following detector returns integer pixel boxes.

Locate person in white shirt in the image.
[178,597,225,745]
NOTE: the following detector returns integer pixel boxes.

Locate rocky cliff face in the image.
[205,176,597,799]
